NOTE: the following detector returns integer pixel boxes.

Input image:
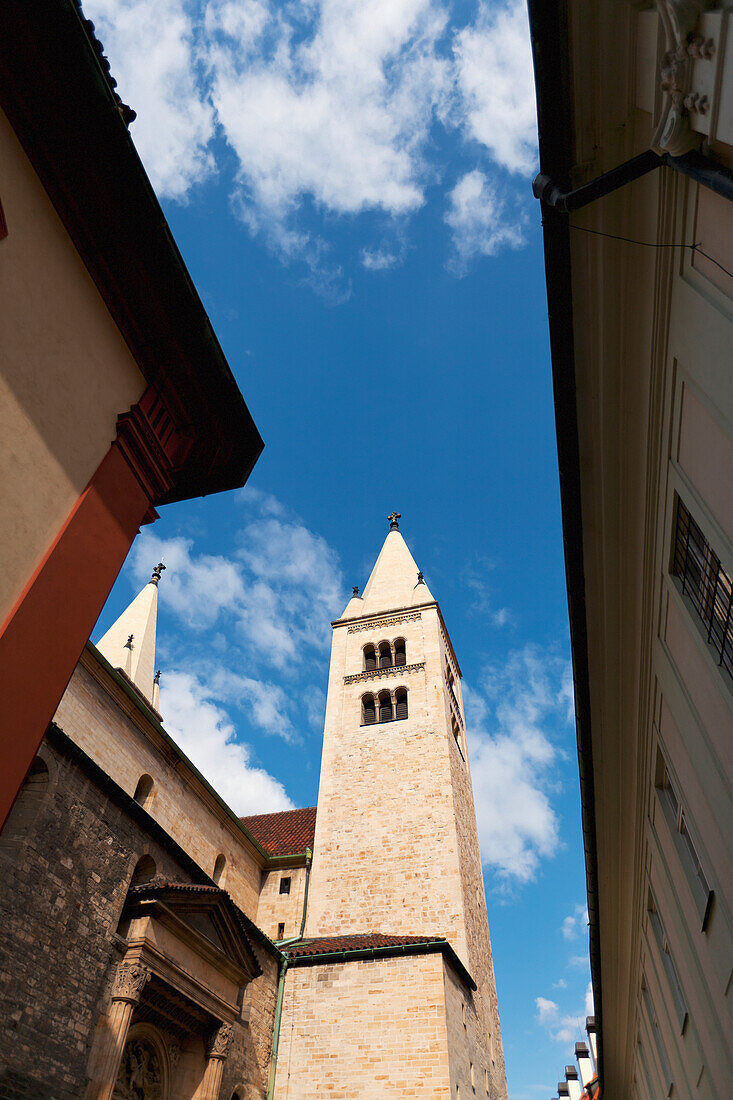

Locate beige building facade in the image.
[529,1,733,1096]
[0,523,507,1099]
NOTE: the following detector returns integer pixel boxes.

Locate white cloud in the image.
[128,497,346,672]
[465,644,573,884]
[84,0,215,199]
[552,978,568,990]
[585,981,595,1017]
[361,246,402,271]
[569,953,590,969]
[453,0,538,175]
[562,903,589,941]
[206,0,450,249]
[160,670,293,815]
[445,170,525,275]
[534,994,585,1045]
[85,0,538,277]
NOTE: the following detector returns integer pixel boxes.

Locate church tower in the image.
[275,515,508,1099]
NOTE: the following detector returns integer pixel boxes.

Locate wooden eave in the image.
[0,0,263,505]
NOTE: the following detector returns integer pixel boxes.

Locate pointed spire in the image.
[96,564,163,706]
[342,514,434,619]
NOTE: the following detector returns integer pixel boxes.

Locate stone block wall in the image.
[0,729,277,1100]
[54,658,264,921]
[0,734,184,1098]
[274,952,452,1098]
[257,866,308,943]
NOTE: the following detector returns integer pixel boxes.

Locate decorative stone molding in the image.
[112,962,151,1004]
[208,1022,233,1060]
[168,1043,180,1069]
[653,0,716,155]
[345,661,425,685]
[347,612,422,634]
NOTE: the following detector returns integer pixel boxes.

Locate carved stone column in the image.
[200,1023,233,1100]
[84,962,151,1100]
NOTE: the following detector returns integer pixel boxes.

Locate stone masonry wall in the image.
[305,607,467,956]
[440,627,508,1100]
[224,945,279,1100]
[0,731,278,1100]
[0,735,186,1099]
[257,866,308,943]
[304,600,508,1099]
[55,660,263,919]
[274,952,451,1098]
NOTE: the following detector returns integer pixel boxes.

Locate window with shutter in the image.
[395,689,408,720]
[364,645,377,671]
[362,695,376,724]
[394,639,406,666]
[378,642,393,668]
[378,690,393,722]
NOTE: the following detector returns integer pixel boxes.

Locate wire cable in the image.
[559,222,732,281]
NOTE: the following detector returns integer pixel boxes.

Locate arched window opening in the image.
[395,688,408,720]
[364,645,377,671]
[394,639,406,666]
[452,716,463,758]
[378,690,393,723]
[213,853,227,885]
[0,756,49,856]
[130,854,157,887]
[133,774,154,809]
[378,642,393,669]
[362,694,376,725]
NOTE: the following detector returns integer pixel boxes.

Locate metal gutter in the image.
[533,148,733,212]
[526,0,604,1087]
[285,939,477,992]
[266,955,289,1100]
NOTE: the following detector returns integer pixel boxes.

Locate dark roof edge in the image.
[284,939,477,992]
[0,0,263,505]
[46,721,280,960]
[527,0,603,1086]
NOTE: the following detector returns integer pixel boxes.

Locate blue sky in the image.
[87,0,592,1094]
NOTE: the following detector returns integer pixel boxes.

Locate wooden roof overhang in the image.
[0,0,263,505]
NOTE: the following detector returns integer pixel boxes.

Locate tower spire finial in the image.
[151,561,166,586]
[388,511,401,531]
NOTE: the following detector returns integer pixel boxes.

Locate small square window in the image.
[280,876,291,894]
[277,922,285,939]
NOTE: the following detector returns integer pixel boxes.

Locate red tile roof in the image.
[286,933,444,958]
[240,806,317,857]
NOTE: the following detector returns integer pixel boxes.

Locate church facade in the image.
[0,520,507,1100]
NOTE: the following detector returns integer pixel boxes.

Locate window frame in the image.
[654,744,713,930]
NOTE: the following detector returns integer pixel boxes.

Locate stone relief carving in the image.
[113,1037,164,1100]
[112,963,151,1004]
[347,612,422,634]
[344,661,425,685]
[208,1022,234,1059]
[653,0,716,155]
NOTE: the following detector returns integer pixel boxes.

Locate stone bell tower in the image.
[301,513,508,1098]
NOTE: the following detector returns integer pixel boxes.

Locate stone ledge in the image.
[344,661,425,685]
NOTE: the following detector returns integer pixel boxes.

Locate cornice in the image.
[333,601,435,630]
[344,661,425,685]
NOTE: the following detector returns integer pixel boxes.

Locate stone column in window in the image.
[200,1022,233,1099]
[84,961,151,1100]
